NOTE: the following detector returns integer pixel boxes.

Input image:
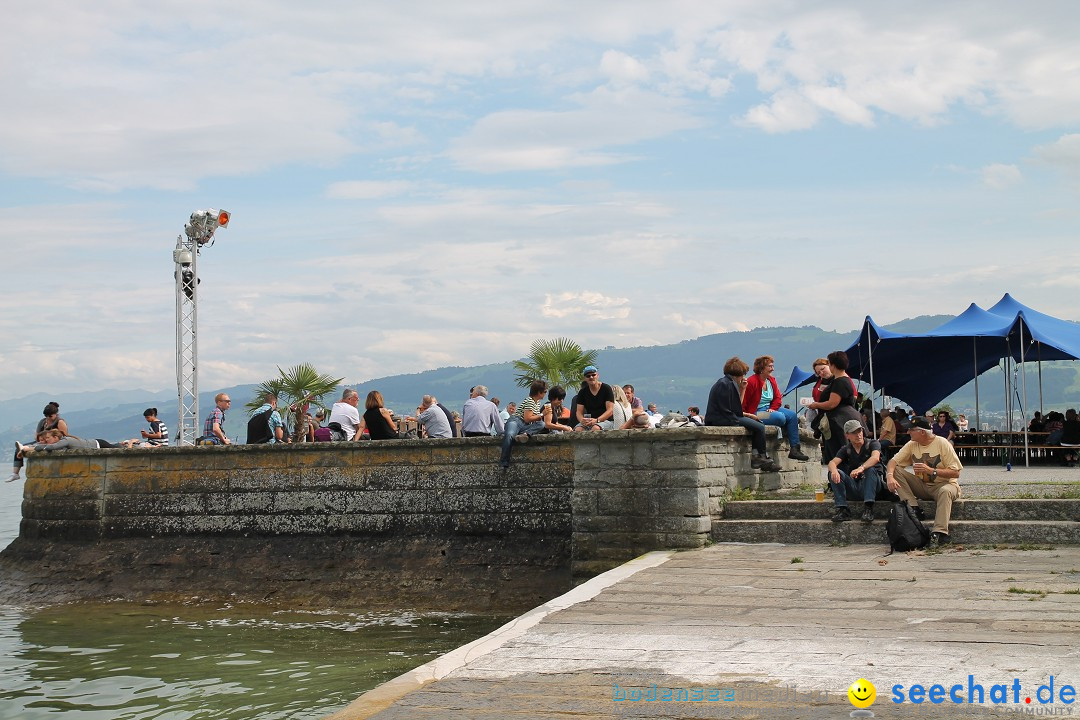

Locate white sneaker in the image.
[5,472,20,483]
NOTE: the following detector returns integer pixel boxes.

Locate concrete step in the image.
[711,519,1080,546]
[720,498,1080,521]
[957,482,1080,499]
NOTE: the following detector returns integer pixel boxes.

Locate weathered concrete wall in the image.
[4,427,819,609]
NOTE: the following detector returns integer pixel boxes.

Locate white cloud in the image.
[742,91,819,133]
[447,86,703,172]
[327,181,415,199]
[981,163,1022,190]
[1033,134,1080,173]
[664,313,731,337]
[541,292,631,321]
[1,2,1078,190]
[600,50,650,85]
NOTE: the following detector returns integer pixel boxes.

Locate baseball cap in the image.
[909,417,932,432]
[843,419,864,434]
[582,365,598,376]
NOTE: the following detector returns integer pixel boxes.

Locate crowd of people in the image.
[12,354,1080,505]
[704,350,965,546]
[8,403,170,482]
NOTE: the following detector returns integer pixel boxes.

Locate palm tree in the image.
[513,338,599,390]
[246,363,345,441]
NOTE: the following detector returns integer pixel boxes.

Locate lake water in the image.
[0,474,507,719]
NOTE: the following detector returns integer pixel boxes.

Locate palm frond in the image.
[514,338,598,390]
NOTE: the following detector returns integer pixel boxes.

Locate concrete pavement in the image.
[329,542,1080,719]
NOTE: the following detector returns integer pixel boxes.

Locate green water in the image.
[0,602,506,719]
[0,479,508,718]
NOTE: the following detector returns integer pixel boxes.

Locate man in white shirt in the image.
[328,389,362,441]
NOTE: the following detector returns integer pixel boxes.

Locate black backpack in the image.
[886,503,930,553]
[246,407,275,444]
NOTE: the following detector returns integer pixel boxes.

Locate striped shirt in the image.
[146,420,169,446]
[515,397,543,420]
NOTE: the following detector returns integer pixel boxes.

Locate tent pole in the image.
[974,337,981,434]
[867,321,877,436]
[1038,343,1043,415]
[1005,339,1012,432]
[1021,323,1029,468]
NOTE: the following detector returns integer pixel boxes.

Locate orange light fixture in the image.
[217,210,231,227]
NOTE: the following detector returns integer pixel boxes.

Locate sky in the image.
[2,1,1080,400]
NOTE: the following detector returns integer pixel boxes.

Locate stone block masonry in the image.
[4,427,819,610]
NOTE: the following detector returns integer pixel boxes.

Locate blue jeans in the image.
[761,408,801,448]
[831,466,882,507]
[730,416,767,456]
[499,416,545,467]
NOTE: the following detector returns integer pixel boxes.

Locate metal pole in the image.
[1038,343,1043,415]
[1021,323,1029,467]
[173,209,230,446]
[973,337,980,433]
[174,234,199,446]
[867,321,877,437]
[1005,339,1012,432]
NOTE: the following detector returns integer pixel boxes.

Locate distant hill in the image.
[6,313,1080,446]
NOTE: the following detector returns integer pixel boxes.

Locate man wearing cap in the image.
[462,385,504,437]
[827,419,883,523]
[885,416,963,546]
[574,365,615,431]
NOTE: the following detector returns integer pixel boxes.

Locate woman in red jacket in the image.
[743,355,809,461]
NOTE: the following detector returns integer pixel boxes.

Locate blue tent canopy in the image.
[824,295,1080,412]
[782,365,816,395]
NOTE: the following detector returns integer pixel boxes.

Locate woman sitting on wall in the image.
[8,402,68,482]
[358,391,398,440]
[743,355,810,461]
[120,408,169,448]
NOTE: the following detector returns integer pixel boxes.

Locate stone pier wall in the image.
[5,428,819,609]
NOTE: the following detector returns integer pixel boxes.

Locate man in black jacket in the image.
[705,357,779,471]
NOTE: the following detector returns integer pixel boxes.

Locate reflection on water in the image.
[0,603,505,719]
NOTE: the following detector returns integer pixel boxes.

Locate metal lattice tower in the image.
[174,209,230,446]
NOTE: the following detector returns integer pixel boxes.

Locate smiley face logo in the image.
[848,679,876,709]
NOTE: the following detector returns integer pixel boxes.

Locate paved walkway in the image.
[329,542,1080,719]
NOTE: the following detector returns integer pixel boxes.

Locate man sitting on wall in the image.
[462,385,505,437]
[328,389,362,441]
[411,395,453,439]
[574,365,615,431]
[827,419,883,524]
[201,393,232,445]
[885,416,963,546]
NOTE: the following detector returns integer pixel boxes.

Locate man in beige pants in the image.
[885,416,962,547]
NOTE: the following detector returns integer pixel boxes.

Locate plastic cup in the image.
[814,489,825,502]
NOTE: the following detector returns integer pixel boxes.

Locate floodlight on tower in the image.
[173,208,231,445]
